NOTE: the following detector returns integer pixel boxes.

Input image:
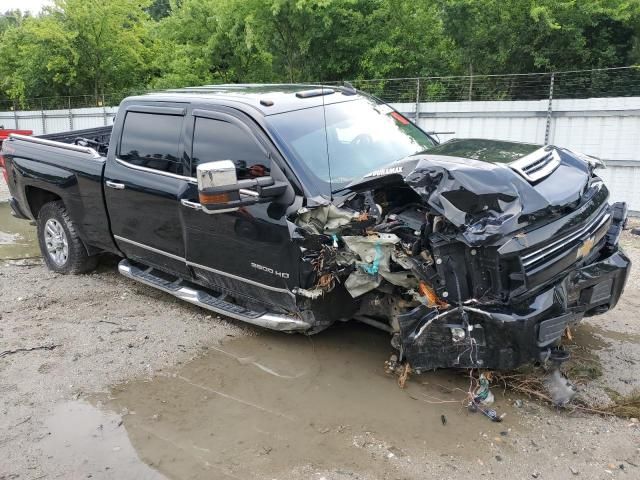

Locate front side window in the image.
[191,117,270,179]
[119,112,183,174]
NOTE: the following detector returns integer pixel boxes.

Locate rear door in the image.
[104,104,191,275]
[181,108,300,310]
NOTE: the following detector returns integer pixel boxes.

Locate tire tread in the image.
[37,200,98,274]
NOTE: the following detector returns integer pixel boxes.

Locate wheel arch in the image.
[24,186,62,219]
[29,191,99,257]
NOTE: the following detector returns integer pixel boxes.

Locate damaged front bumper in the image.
[399,245,631,372]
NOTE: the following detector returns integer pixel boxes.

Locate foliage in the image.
[0,0,154,104]
[0,13,77,105]
[0,0,639,103]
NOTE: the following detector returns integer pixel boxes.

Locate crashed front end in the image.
[291,141,631,372]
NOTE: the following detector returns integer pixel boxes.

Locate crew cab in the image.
[0,84,631,371]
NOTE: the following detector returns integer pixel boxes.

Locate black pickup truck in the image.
[0,84,631,371]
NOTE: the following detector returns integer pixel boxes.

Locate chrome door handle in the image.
[105,180,125,190]
[181,199,202,210]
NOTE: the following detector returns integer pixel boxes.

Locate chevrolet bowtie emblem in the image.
[577,236,595,260]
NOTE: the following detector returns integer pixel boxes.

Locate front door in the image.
[181,109,299,310]
[104,104,191,276]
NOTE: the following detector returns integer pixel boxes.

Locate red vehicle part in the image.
[0,130,32,183]
[0,129,33,142]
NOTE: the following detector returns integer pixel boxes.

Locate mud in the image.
[101,325,518,480]
[0,202,38,260]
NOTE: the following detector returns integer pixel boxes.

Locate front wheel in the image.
[37,200,98,274]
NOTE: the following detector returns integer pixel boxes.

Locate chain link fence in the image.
[0,89,149,112]
[1,66,639,113]
[343,66,640,104]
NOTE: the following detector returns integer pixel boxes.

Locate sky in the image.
[2,0,52,14]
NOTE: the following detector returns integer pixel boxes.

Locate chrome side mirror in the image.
[196,161,241,212]
[195,160,287,214]
[197,160,237,190]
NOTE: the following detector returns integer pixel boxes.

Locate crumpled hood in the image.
[345,139,594,245]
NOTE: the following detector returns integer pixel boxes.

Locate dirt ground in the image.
[1,188,640,480]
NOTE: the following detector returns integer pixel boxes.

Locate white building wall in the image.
[0,107,117,135]
[392,97,640,212]
[1,98,639,211]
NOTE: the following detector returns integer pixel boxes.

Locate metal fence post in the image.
[40,99,46,134]
[415,78,421,124]
[68,96,73,130]
[102,93,108,126]
[544,73,555,145]
[13,101,19,129]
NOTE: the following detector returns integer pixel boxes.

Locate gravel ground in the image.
[0,181,9,202]
[0,257,252,478]
[0,193,639,479]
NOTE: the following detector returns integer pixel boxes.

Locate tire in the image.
[37,200,98,274]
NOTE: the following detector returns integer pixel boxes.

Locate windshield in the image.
[267,97,435,195]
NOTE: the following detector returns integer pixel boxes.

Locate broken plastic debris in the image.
[361,243,382,275]
[341,234,416,297]
[474,373,495,406]
[296,204,359,234]
[467,399,505,422]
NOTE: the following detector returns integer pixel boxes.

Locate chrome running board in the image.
[118,259,310,332]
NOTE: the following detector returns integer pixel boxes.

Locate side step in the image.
[118,259,311,332]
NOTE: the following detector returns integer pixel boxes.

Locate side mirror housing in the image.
[196,160,287,213]
[197,160,241,209]
[197,160,237,189]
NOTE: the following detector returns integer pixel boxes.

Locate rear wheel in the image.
[37,201,98,274]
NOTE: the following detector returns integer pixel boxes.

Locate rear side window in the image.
[191,117,270,179]
[119,112,183,174]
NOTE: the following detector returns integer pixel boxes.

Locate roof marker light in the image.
[295,88,335,99]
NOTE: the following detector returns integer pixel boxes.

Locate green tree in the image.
[0,9,26,35]
[0,13,77,105]
[0,0,154,104]
[438,0,640,74]
[53,0,154,100]
[0,0,639,103]
[151,0,376,86]
[360,0,454,79]
[150,0,228,88]
[147,0,173,21]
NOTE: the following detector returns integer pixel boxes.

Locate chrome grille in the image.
[521,209,611,274]
[510,148,561,182]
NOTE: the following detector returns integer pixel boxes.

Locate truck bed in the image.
[2,126,117,255]
[40,126,112,156]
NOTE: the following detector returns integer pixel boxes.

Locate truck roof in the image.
[128,84,363,116]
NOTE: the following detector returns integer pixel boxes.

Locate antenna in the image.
[320,84,333,201]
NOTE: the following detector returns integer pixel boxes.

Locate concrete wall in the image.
[1,97,639,211]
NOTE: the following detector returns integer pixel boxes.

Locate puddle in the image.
[570,323,611,351]
[85,324,520,480]
[40,401,165,479]
[590,324,640,344]
[0,202,39,260]
[572,322,640,349]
